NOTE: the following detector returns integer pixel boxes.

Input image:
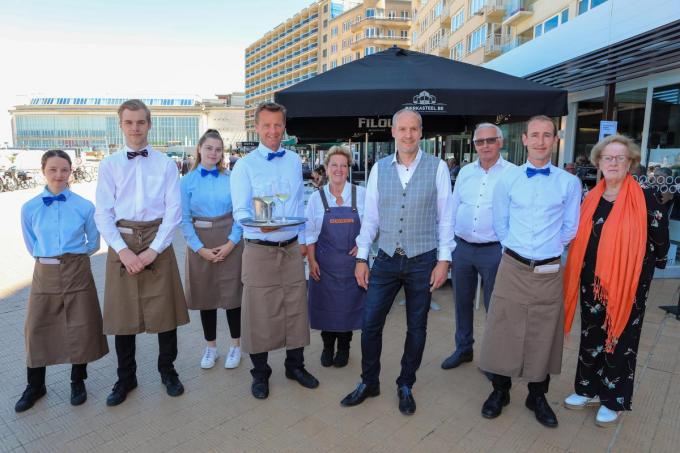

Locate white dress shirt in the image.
[94,145,181,254]
[230,143,305,243]
[355,149,454,261]
[492,162,581,260]
[304,182,366,245]
[452,156,515,247]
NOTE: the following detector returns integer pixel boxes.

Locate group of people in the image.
[17,99,668,432]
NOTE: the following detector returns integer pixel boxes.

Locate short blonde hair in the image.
[324,145,352,168]
[590,134,641,168]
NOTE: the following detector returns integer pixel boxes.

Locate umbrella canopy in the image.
[275,47,567,141]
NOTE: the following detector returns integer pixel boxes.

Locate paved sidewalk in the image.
[1,184,680,452]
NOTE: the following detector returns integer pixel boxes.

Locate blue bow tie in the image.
[267,150,285,161]
[200,168,219,177]
[42,193,66,206]
[526,167,550,178]
[127,149,148,159]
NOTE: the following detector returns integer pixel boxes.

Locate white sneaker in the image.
[200,347,218,369]
[595,405,621,427]
[564,393,600,410]
[224,346,241,369]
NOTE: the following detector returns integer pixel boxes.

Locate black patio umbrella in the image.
[275,47,567,142]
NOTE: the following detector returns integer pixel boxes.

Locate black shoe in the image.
[14,385,46,413]
[333,349,349,368]
[481,389,510,419]
[320,349,334,367]
[106,379,138,407]
[251,378,269,399]
[285,367,319,389]
[441,350,473,370]
[340,382,380,407]
[70,381,87,406]
[161,374,184,397]
[525,394,558,428]
[397,385,416,415]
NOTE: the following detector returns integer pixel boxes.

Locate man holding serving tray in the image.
[230,101,319,400]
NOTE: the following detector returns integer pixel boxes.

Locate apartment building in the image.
[244,0,412,140]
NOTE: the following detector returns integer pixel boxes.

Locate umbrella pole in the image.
[364,133,368,183]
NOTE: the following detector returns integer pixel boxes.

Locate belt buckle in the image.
[395,247,406,256]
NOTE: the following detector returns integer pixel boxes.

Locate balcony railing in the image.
[502,0,533,25]
[500,33,531,54]
[472,0,507,20]
[484,33,504,56]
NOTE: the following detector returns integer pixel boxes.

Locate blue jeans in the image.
[452,240,502,353]
[360,248,437,388]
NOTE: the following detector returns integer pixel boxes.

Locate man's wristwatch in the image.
[355,258,368,264]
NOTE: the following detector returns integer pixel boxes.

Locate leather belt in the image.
[455,236,500,247]
[505,248,560,268]
[394,247,407,256]
[246,238,297,248]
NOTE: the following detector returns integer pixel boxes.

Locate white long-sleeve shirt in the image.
[355,149,455,261]
[492,162,581,260]
[94,145,181,253]
[304,182,366,244]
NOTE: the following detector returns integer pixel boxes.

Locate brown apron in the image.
[184,212,243,310]
[479,253,564,381]
[103,219,189,335]
[240,240,310,354]
[25,254,109,367]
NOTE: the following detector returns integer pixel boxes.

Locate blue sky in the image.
[0,0,315,144]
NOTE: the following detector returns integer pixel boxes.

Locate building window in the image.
[468,24,488,52]
[323,34,328,43]
[322,63,327,72]
[450,41,464,61]
[331,26,338,37]
[388,10,396,19]
[578,0,609,15]
[401,10,409,19]
[470,0,484,16]
[323,19,328,28]
[451,8,464,33]
[401,30,408,39]
[331,44,338,54]
[322,49,327,58]
[364,27,376,38]
[364,46,376,56]
[366,8,375,18]
[330,60,337,69]
[534,9,569,38]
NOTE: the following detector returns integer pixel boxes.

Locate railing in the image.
[499,34,531,54]
[484,33,504,55]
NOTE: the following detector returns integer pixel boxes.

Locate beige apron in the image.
[240,240,310,354]
[25,254,109,367]
[479,253,564,381]
[184,212,243,310]
[103,219,189,335]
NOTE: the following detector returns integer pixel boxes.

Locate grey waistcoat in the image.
[377,152,439,258]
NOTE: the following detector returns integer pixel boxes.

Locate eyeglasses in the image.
[473,137,499,146]
[601,155,628,163]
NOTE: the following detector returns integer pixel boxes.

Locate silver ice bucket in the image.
[252,196,273,221]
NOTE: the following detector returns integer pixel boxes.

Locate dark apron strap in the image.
[351,184,357,212]
[318,186,331,212]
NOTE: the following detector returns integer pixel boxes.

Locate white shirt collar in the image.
[473,155,506,170]
[525,160,553,170]
[392,148,422,166]
[256,142,284,159]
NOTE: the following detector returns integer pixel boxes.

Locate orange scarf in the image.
[563,175,647,352]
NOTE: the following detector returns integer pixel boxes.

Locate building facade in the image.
[244,0,412,140]
[9,94,246,152]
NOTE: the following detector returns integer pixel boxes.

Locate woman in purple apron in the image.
[305,146,366,367]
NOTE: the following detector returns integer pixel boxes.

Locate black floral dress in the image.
[574,188,670,411]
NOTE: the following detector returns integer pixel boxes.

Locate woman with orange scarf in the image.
[563,135,669,427]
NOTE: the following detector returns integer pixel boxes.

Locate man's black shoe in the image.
[320,348,334,367]
[14,385,46,413]
[70,381,87,406]
[441,350,473,370]
[106,379,138,407]
[481,389,510,419]
[333,349,349,368]
[285,367,319,389]
[397,385,416,415]
[525,394,558,428]
[161,375,184,397]
[251,378,269,399]
[340,382,380,407]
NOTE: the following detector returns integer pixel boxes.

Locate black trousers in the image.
[321,331,353,350]
[491,373,551,397]
[249,347,304,381]
[115,329,177,384]
[199,308,241,342]
[27,364,87,387]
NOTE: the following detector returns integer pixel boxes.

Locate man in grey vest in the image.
[340,109,454,415]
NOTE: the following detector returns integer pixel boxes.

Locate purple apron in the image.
[308,184,366,331]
